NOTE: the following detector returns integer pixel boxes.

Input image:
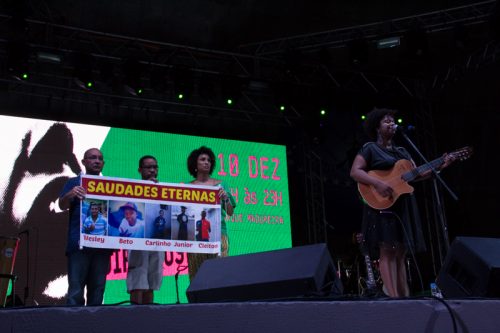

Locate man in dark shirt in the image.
[59,148,111,305]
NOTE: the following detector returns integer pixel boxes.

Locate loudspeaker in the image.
[186,243,343,303]
[437,236,500,298]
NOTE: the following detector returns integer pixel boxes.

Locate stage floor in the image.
[1,297,499,333]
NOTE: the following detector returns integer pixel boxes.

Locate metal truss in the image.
[433,38,500,90]
[303,149,328,244]
[239,0,498,56]
[0,12,314,129]
[2,0,496,132]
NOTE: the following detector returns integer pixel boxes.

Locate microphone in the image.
[393,124,416,132]
[18,229,30,236]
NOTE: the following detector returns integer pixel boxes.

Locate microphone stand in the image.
[18,230,29,306]
[399,130,458,260]
[174,265,188,304]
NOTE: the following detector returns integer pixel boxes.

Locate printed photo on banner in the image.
[81,200,109,236]
[148,204,172,239]
[109,201,146,238]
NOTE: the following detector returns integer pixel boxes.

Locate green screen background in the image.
[100,127,292,304]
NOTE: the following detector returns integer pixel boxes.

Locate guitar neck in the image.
[402,156,444,182]
[363,254,377,288]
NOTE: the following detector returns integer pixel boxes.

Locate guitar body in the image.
[358,159,415,210]
[357,146,472,210]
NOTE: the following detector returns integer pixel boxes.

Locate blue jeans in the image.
[67,249,111,306]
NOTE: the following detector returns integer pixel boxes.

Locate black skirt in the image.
[362,193,426,260]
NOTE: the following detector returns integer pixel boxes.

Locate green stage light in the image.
[21,73,29,80]
[361,115,366,120]
[178,93,184,100]
[280,105,285,111]
[227,98,233,105]
[397,118,403,124]
[73,52,95,91]
[320,109,326,116]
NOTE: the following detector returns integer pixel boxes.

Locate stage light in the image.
[72,52,95,91]
[199,73,218,104]
[149,66,167,93]
[220,75,245,107]
[320,109,327,116]
[397,118,403,124]
[122,58,144,96]
[172,65,193,100]
[7,40,31,81]
[404,29,429,59]
[348,38,369,66]
[272,82,294,113]
[377,37,400,49]
[37,51,62,64]
[361,115,366,120]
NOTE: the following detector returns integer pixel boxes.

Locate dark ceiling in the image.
[2,0,488,50]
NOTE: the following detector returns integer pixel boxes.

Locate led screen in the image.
[0,114,291,305]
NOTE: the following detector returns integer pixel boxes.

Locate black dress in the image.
[358,142,426,259]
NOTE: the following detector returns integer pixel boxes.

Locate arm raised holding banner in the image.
[58,148,111,306]
[127,155,164,305]
[186,146,237,282]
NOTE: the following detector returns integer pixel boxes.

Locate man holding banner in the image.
[77,153,224,305]
[126,155,165,305]
[59,148,112,306]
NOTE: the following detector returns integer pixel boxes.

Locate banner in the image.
[80,175,222,254]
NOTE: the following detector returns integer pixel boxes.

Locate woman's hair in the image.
[187,146,216,177]
[363,107,397,139]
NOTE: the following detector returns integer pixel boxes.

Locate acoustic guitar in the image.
[358,146,473,210]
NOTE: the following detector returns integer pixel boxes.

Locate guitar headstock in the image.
[450,146,473,162]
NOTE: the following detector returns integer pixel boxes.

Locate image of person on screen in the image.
[1,123,83,305]
[153,209,169,239]
[127,155,165,305]
[59,148,112,306]
[82,202,108,235]
[118,202,145,238]
[195,210,211,242]
[186,146,236,281]
[176,206,189,240]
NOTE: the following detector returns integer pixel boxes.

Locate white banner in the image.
[79,175,222,253]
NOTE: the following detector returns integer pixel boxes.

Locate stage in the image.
[1,297,499,332]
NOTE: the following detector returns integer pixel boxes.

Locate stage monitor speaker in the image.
[437,236,500,298]
[186,243,343,303]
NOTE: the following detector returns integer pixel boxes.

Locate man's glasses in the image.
[141,165,159,170]
[84,155,104,161]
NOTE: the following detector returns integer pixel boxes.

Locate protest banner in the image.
[80,174,222,254]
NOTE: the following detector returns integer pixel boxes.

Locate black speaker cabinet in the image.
[437,236,500,298]
[186,243,343,303]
